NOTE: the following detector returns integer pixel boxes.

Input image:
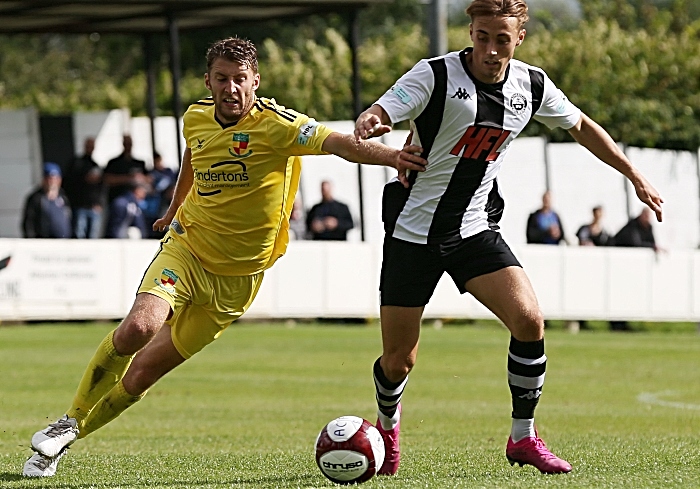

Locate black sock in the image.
[508,337,546,419]
[373,357,407,419]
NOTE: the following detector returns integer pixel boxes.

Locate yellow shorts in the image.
[137,235,263,359]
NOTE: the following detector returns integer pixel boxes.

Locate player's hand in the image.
[153,208,177,232]
[354,113,391,141]
[395,131,426,188]
[633,176,664,222]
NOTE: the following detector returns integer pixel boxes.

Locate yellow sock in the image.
[78,380,147,439]
[67,329,133,428]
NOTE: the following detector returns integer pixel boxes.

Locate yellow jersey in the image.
[170,96,334,275]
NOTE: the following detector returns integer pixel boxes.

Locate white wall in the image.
[0,239,698,322]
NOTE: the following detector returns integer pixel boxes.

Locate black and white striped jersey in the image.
[376,47,581,245]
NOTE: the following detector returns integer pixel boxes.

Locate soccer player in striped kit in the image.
[355,0,664,475]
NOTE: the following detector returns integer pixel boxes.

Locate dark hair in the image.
[466,0,529,29]
[206,37,258,73]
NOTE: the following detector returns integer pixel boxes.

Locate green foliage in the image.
[0,0,699,150]
[2,323,700,487]
[359,24,429,110]
[514,18,700,150]
[258,29,353,120]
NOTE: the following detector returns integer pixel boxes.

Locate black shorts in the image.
[380,230,522,307]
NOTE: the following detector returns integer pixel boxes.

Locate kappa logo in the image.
[450,125,512,162]
[510,93,528,115]
[451,87,472,100]
[519,389,542,400]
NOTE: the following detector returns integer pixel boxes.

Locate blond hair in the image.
[466,0,529,29]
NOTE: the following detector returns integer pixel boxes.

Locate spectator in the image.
[105,183,150,239]
[22,162,72,239]
[289,198,307,240]
[65,137,103,239]
[576,206,612,246]
[526,191,565,245]
[103,135,147,206]
[306,180,354,240]
[144,152,177,238]
[613,207,658,250]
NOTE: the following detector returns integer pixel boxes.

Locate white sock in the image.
[377,408,400,431]
[511,418,535,443]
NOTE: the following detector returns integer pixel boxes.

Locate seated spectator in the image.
[526,191,565,245]
[576,206,612,246]
[613,207,657,250]
[103,135,147,206]
[22,162,72,239]
[105,183,150,239]
[306,180,354,241]
[144,152,177,238]
[66,137,103,239]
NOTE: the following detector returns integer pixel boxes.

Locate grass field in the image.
[1,321,699,488]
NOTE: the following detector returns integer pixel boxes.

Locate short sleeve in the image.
[283,116,334,156]
[375,59,435,124]
[533,71,581,130]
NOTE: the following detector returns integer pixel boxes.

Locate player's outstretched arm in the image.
[153,148,194,232]
[568,113,664,222]
[354,105,392,141]
[322,133,427,188]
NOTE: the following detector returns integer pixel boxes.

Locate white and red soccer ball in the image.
[315,415,385,484]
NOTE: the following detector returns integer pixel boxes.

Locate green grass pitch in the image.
[1,321,699,488]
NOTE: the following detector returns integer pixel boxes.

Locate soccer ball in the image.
[315,415,385,485]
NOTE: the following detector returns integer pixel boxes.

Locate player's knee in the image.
[512,308,545,341]
[114,317,160,355]
[383,354,415,382]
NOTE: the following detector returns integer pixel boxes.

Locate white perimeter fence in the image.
[0,239,698,323]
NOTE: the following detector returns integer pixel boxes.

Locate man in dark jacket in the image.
[613,207,657,250]
[22,162,72,239]
[306,180,354,240]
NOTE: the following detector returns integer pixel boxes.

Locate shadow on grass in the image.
[0,473,24,482]
[0,472,319,488]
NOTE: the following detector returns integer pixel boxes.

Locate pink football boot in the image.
[375,403,401,475]
[506,431,572,474]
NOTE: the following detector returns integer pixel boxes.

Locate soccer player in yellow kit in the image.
[23,37,428,477]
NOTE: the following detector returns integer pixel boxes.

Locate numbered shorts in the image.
[380,230,521,307]
[137,235,263,359]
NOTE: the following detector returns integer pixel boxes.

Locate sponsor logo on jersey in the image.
[229,132,253,158]
[451,87,472,100]
[556,96,569,114]
[155,268,178,295]
[390,84,412,104]
[450,125,512,162]
[194,162,249,182]
[193,161,250,194]
[510,93,528,114]
[297,119,319,145]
